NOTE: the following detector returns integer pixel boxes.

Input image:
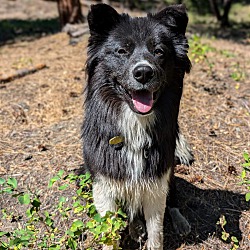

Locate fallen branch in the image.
[62,23,89,37]
[0,64,47,83]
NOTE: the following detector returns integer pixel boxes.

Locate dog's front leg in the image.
[93,179,117,216]
[93,180,118,250]
[143,191,166,250]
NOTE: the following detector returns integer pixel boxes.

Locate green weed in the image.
[217,215,239,250]
[188,34,215,71]
[219,49,236,58]
[240,152,250,202]
[230,62,245,82]
[0,171,127,249]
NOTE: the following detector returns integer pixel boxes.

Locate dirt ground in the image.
[0,1,250,249]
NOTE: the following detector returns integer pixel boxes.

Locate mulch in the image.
[0,1,250,249]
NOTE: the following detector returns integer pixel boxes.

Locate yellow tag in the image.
[109,136,124,145]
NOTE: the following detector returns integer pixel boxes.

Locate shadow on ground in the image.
[0,18,60,45]
[189,22,250,44]
[121,177,249,250]
[163,177,249,249]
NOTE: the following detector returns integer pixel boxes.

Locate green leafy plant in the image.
[188,34,215,71]
[240,152,250,202]
[230,62,245,82]
[0,171,127,249]
[217,215,239,250]
[220,49,235,58]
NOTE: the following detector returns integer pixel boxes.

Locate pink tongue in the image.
[132,91,153,113]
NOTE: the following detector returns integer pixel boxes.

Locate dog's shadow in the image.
[122,177,249,250]
[164,177,249,249]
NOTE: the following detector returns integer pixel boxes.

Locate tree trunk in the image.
[57,0,84,27]
[221,0,232,27]
[209,0,232,27]
[209,0,222,21]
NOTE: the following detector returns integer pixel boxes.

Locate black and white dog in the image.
[82,4,193,249]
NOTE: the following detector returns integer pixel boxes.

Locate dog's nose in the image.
[133,65,154,84]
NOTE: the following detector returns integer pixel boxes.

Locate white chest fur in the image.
[118,104,156,181]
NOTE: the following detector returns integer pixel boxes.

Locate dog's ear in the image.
[88,4,120,36]
[152,4,188,34]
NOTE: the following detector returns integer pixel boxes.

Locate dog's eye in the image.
[154,49,164,57]
[117,48,127,54]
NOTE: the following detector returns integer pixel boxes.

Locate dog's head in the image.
[86,4,191,115]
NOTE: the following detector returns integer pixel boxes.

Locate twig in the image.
[70,27,89,38]
[223,176,229,189]
[0,64,47,83]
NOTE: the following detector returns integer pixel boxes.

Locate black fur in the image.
[82,5,193,247]
[82,4,191,181]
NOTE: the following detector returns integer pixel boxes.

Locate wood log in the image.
[0,64,47,83]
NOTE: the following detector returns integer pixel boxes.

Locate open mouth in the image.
[115,79,158,115]
[131,90,154,114]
